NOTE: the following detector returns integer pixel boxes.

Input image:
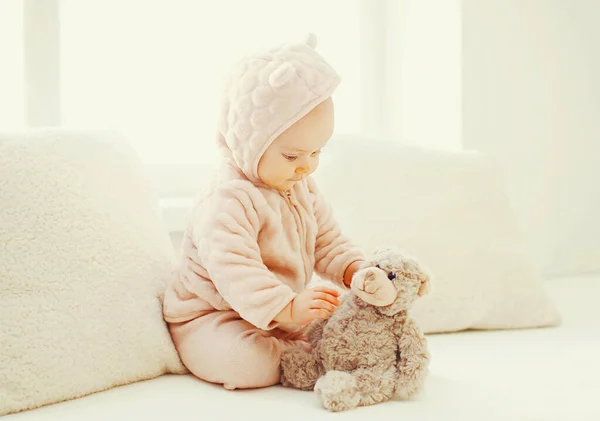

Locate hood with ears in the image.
[216,33,340,184]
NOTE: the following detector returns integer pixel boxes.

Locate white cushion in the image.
[314,134,561,333]
[0,129,186,416]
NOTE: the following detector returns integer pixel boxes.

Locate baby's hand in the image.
[275,287,341,326]
[292,286,341,325]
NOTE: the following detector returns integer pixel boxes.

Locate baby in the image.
[162,34,364,390]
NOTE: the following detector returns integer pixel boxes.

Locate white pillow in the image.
[315,134,561,333]
[0,129,186,416]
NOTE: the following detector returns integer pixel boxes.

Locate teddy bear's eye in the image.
[388,272,396,280]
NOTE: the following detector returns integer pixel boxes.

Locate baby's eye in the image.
[387,272,396,280]
[376,264,381,269]
[311,150,322,157]
[282,154,298,161]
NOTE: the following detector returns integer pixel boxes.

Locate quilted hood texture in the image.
[216,33,340,183]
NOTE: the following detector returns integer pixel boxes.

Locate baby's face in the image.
[258,97,334,191]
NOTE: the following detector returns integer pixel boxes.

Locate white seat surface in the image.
[7,275,600,421]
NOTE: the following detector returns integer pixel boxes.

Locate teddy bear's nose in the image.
[365,270,376,283]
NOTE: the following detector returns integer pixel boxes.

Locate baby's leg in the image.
[168,311,305,390]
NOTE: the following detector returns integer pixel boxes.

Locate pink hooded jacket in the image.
[162,34,364,331]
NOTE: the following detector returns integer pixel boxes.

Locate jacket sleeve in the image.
[309,180,364,288]
[192,186,297,330]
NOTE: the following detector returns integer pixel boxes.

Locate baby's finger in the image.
[312,291,341,306]
[309,309,331,320]
[310,299,336,313]
[311,286,341,297]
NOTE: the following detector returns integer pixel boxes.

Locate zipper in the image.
[284,190,296,206]
[283,189,311,285]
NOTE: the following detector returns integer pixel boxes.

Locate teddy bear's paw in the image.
[394,376,424,400]
[315,371,360,412]
[280,347,321,391]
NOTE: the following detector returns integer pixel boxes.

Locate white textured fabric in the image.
[4,275,598,421]
[313,134,561,333]
[217,33,340,183]
[0,129,186,416]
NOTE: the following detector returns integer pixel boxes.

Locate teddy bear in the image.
[280,248,432,412]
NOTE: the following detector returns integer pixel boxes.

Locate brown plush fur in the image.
[280,248,432,412]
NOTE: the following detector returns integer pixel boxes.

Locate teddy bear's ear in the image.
[417,273,432,296]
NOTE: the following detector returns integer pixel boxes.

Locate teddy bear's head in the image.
[351,248,432,316]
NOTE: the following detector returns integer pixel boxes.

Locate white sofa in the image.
[2,130,599,420]
[5,277,599,421]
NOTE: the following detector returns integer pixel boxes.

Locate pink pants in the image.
[168,311,307,390]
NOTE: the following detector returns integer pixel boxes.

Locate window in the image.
[59,0,363,168]
[4,0,462,225]
[0,1,25,130]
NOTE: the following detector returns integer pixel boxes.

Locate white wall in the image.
[462,0,600,277]
[387,0,462,151]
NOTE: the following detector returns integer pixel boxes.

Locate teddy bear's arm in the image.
[304,290,352,346]
[305,316,328,346]
[394,316,430,399]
